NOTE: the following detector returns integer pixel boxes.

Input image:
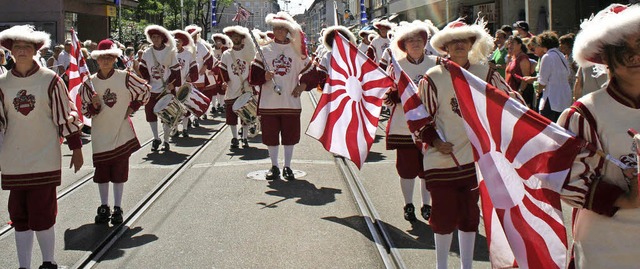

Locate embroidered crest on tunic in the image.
[151,64,165,80]
[232,59,246,77]
[13,89,36,116]
[272,54,292,76]
[103,88,117,108]
[450,97,461,117]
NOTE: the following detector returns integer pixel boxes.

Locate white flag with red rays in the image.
[306,32,394,168]
[444,60,585,269]
[67,28,92,126]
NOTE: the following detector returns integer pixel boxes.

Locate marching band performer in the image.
[209,33,232,116]
[79,39,151,226]
[216,25,256,149]
[559,4,640,268]
[384,21,436,223]
[357,29,376,53]
[417,19,514,269]
[0,25,84,269]
[172,30,199,138]
[185,25,214,124]
[366,19,396,68]
[139,25,182,152]
[248,11,318,181]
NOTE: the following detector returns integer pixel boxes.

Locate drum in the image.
[182,86,211,117]
[232,92,258,124]
[153,94,184,128]
[176,83,191,103]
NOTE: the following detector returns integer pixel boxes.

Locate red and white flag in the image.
[388,54,430,152]
[232,5,251,22]
[306,31,393,168]
[67,28,92,126]
[445,60,585,269]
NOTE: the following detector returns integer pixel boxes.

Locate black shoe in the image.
[171,130,180,138]
[217,105,224,113]
[94,205,110,224]
[421,205,432,220]
[203,114,208,119]
[182,130,189,138]
[238,128,243,136]
[230,138,239,149]
[403,204,417,222]
[265,166,280,180]
[242,138,249,148]
[151,139,161,151]
[111,206,123,225]
[282,167,295,180]
[39,261,65,269]
[162,142,170,151]
[193,118,200,127]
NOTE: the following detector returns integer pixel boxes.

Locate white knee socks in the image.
[283,145,294,168]
[230,125,238,139]
[36,227,55,263]
[15,230,34,268]
[162,123,170,142]
[113,183,124,208]
[458,231,476,269]
[241,125,248,139]
[400,178,415,204]
[98,183,109,205]
[150,121,159,140]
[420,178,431,206]
[268,146,279,167]
[435,233,453,269]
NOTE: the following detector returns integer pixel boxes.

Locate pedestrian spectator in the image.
[46,45,64,75]
[34,46,49,67]
[559,33,578,86]
[513,20,534,38]
[500,24,513,37]
[4,50,15,70]
[132,47,145,77]
[489,29,509,77]
[505,36,534,108]
[80,39,150,226]
[124,47,135,70]
[82,47,99,74]
[573,65,608,100]
[557,4,640,268]
[530,31,572,122]
[0,24,84,269]
[0,49,7,74]
[57,39,72,81]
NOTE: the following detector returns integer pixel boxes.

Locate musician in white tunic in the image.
[357,29,376,53]
[0,25,84,269]
[558,4,640,268]
[418,19,516,269]
[208,33,232,115]
[217,25,256,149]
[138,25,182,152]
[366,19,396,67]
[248,12,319,181]
[172,30,199,136]
[383,21,436,223]
[79,39,151,226]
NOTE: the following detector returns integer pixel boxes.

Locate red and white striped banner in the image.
[67,28,92,127]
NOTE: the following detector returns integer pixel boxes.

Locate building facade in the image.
[211,0,280,35]
[0,0,137,47]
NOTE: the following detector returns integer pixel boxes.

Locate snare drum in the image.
[153,94,185,128]
[176,84,191,103]
[232,92,258,124]
[181,85,211,117]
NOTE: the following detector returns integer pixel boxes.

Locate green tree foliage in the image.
[111,0,234,44]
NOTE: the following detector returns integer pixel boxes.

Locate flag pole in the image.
[118,0,122,42]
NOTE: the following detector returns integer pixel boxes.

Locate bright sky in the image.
[281,0,314,15]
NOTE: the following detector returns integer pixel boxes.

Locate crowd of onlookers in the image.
[488,20,608,122]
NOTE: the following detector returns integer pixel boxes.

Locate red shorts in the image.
[8,186,57,231]
[225,98,239,125]
[260,114,301,146]
[145,93,161,122]
[93,158,130,183]
[395,148,425,179]
[427,175,480,234]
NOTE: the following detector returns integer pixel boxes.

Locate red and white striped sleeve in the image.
[126,71,151,109]
[49,75,82,137]
[417,74,440,145]
[558,102,624,216]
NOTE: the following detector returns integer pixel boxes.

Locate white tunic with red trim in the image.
[81,70,150,165]
[220,47,252,101]
[386,55,437,149]
[140,46,179,93]
[0,65,82,190]
[368,37,390,64]
[558,83,640,269]
[176,49,197,83]
[252,40,313,114]
[419,61,511,180]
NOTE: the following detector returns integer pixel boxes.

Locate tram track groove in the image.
[308,92,405,269]
[72,123,227,269]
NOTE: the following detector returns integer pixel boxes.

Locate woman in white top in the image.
[531,31,573,122]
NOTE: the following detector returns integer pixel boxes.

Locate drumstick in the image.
[156,79,177,100]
